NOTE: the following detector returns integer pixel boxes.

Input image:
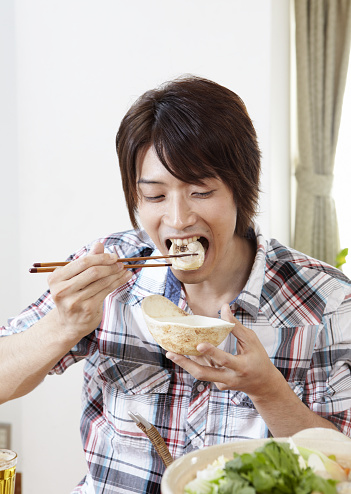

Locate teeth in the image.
[170,236,199,247]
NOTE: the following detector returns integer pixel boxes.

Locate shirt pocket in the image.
[97,357,172,451]
[98,356,171,395]
[230,390,255,408]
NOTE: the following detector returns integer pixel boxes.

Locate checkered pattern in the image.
[2,225,351,493]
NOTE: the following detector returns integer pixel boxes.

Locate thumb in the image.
[220,303,250,342]
[89,241,104,255]
[220,303,236,323]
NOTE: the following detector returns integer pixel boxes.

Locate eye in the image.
[143,194,165,202]
[192,190,215,198]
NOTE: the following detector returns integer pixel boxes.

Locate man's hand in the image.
[166,303,282,400]
[166,303,338,437]
[48,242,132,341]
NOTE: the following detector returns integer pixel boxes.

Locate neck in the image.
[183,235,256,317]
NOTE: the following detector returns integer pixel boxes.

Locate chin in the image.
[170,266,209,285]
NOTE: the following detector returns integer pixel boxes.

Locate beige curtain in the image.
[294,0,351,266]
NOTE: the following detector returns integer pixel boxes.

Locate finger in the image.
[75,268,133,301]
[196,342,238,370]
[49,252,120,284]
[50,262,125,303]
[166,351,227,382]
[53,269,133,320]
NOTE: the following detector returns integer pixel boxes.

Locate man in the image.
[1,76,351,493]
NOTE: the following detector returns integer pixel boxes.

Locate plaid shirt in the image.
[2,225,351,493]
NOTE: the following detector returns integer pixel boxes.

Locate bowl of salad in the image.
[161,428,351,494]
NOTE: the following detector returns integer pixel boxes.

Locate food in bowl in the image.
[161,429,351,494]
[141,295,235,355]
[183,439,350,494]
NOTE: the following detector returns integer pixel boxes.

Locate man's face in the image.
[137,146,238,284]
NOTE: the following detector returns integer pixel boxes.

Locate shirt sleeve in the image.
[303,293,351,437]
[0,244,98,374]
[0,288,55,336]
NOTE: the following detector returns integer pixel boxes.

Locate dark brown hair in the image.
[116,75,261,236]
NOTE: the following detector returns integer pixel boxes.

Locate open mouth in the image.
[165,236,209,252]
[166,236,209,271]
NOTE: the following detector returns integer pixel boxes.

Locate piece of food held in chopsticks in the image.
[168,236,205,271]
[141,295,235,356]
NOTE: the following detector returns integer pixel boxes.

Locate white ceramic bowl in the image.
[161,428,351,494]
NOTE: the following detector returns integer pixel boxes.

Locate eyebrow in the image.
[137,178,165,185]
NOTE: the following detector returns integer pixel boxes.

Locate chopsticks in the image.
[128,411,173,467]
[29,253,197,273]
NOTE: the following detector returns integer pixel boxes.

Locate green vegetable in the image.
[298,445,348,481]
[184,441,339,494]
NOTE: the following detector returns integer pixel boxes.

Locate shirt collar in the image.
[233,224,267,321]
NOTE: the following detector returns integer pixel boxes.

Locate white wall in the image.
[0,0,23,477]
[0,1,290,492]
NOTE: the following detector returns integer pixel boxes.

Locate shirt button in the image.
[126,380,134,390]
[197,383,205,393]
[192,438,202,449]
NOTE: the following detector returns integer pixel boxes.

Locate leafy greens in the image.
[184,441,339,494]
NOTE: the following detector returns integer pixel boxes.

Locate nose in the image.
[163,195,196,230]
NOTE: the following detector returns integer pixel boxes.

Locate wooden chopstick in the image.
[29,253,197,273]
[29,263,172,273]
[120,263,172,269]
[32,253,195,267]
[32,262,70,267]
[29,267,67,273]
